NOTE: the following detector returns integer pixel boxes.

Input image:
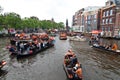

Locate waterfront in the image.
[0,36,120,80]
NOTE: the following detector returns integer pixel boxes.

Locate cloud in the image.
[0,0,106,26]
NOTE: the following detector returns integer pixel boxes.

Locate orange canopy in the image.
[91,30,101,34]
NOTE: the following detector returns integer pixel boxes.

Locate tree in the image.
[0,14,4,25]
[4,12,22,29]
[0,10,65,30]
[57,22,64,29]
[22,17,41,29]
[30,16,39,20]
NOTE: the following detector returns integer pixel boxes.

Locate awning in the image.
[91,30,101,34]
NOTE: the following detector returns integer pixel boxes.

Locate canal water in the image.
[0,36,120,80]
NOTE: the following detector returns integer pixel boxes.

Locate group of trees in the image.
[0,6,64,30]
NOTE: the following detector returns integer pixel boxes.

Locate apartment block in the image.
[100,0,120,37]
[72,6,101,32]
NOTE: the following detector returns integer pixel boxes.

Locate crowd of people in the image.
[64,49,82,80]
[9,32,55,54]
[89,35,119,51]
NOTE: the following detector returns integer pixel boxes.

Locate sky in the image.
[0,0,107,26]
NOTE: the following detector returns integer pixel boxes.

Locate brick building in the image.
[100,0,120,37]
[115,7,120,37]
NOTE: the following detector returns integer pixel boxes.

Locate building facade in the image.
[72,0,120,37]
[84,10,101,33]
[100,0,120,37]
[72,6,101,33]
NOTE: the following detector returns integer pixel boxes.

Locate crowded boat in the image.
[92,43,120,54]
[8,32,55,58]
[90,36,120,54]
[63,50,83,80]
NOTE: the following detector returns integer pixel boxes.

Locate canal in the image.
[0,36,120,80]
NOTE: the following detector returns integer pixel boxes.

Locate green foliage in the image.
[0,12,64,30]
[57,22,64,29]
[0,26,3,30]
[4,12,22,29]
[0,14,4,25]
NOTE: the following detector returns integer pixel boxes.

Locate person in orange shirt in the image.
[112,43,118,51]
[74,67,82,80]
[75,68,82,80]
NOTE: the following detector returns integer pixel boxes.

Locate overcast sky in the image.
[0,0,107,26]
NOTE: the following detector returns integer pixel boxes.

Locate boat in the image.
[10,38,32,46]
[68,36,86,41]
[0,60,7,69]
[17,43,54,58]
[59,32,67,40]
[99,36,120,40]
[63,51,83,80]
[92,45,120,54]
[9,32,55,58]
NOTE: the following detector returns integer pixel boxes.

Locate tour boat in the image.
[17,43,54,58]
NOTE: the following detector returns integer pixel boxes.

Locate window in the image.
[87,21,90,24]
[106,19,108,24]
[109,18,112,23]
[108,27,110,31]
[104,28,107,31]
[82,27,84,32]
[94,19,96,22]
[88,15,91,19]
[103,12,106,17]
[102,27,104,31]
[110,9,113,15]
[94,14,96,18]
[110,1,113,5]
[106,10,109,16]
[102,19,105,24]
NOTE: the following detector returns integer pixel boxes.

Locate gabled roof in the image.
[107,0,120,5]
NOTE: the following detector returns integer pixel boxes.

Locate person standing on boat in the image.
[16,41,20,51]
[20,42,24,53]
[40,40,44,49]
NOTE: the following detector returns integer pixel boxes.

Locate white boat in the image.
[68,36,86,41]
